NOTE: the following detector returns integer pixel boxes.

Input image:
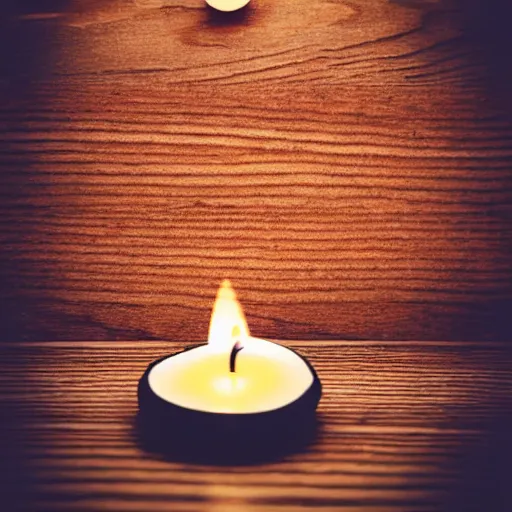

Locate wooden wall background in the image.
[1,0,511,342]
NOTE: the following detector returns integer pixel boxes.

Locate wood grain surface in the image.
[1,340,511,511]
[1,0,512,342]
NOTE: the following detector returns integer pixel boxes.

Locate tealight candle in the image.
[138,280,321,459]
[148,335,315,415]
[206,0,250,13]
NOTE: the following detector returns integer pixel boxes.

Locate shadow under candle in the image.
[204,3,254,28]
[133,411,323,466]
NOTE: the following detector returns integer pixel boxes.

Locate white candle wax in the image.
[148,337,314,414]
[206,0,250,12]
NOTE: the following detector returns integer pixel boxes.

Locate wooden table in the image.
[1,0,512,343]
[1,2,512,509]
[1,340,511,511]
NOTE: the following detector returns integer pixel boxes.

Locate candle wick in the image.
[229,341,244,373]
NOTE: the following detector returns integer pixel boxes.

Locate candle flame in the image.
[208,280,250,351]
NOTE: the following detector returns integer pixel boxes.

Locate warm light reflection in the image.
[208,280,250,351]
[213,375,247,394]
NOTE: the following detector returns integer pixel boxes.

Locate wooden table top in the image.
[1,0,512,343]
[1,340,511,511]
[1,3,511,508]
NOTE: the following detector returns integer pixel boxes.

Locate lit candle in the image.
[138,280,321,458]
[205,0,250,13]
